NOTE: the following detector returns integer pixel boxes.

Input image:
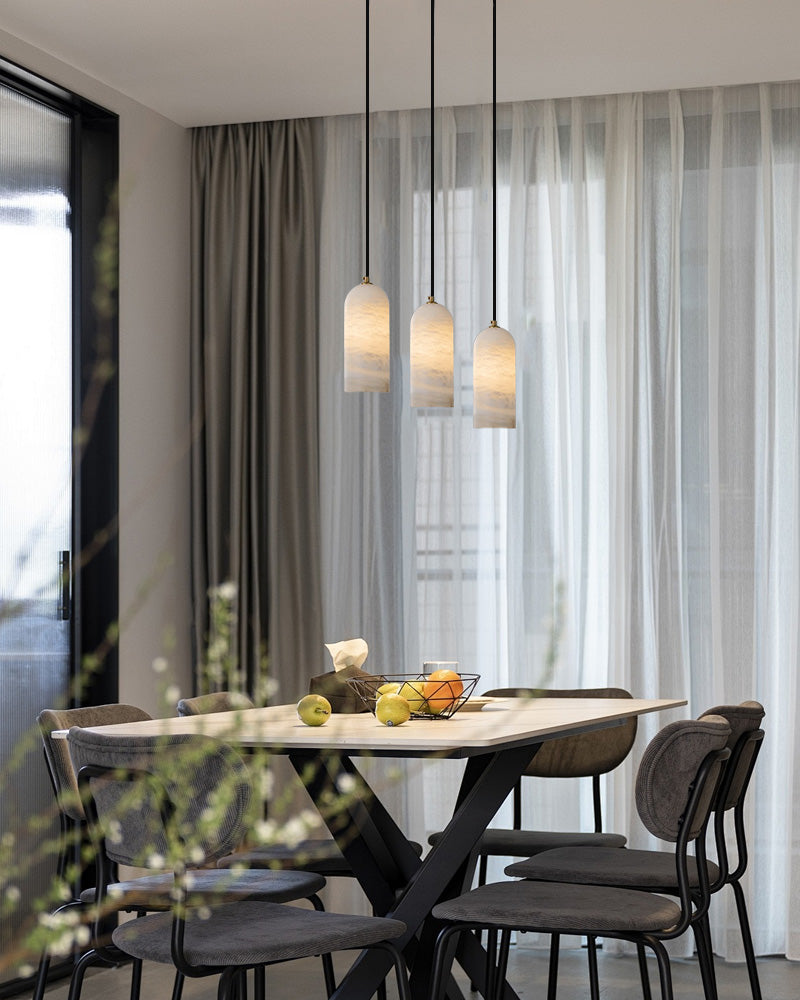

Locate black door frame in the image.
[0,53,120,707]
[0,53,119,997]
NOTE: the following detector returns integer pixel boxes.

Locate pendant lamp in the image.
[410,0,454,408]
[344,0,390,392]
[473,0,515,428]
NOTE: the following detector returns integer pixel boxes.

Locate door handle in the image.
[58,550,70,621]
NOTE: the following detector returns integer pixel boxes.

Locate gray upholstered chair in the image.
[34,705,329,1000]
[68,728,410,1000]
[506,701,765,1000]
[428,688,636,874]
[428,717,732,1000]
[176,691,255,716]
[428,687,636,990]
[701,702,765,1000]
[34,704,152,1000]
[178,690,422,879]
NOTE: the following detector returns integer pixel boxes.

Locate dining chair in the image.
[176,692,255,716]
[68,727,411,1000]
[428,687,636,874]
[428,716,732,1000]
[427,687,636,988]
[35,704,332,1000]
[34,704,152,1000]
[179,690,423,878]
[698,702,765,1000]
[505,701,765,1000]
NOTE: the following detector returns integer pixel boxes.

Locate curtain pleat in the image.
[190,120,322,702]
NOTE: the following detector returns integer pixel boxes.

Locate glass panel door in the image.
[0,82,72,978]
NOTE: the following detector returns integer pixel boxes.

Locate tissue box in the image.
[309,664,377,714]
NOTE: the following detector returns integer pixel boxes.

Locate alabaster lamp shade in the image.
[410,299,454,407]
[344,278,390,392]
[473,321,516,428]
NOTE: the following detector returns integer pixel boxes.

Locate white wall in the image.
[0,29,193,715]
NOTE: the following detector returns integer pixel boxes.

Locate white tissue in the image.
[324,638,369,672]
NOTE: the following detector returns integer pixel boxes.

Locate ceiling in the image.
[1,0,799,128]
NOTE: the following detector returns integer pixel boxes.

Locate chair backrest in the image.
[483,688,638,779]
[699,701,765,812]
[67,728,251,869]
[176,691,255,716]
[38,704,152,822]
[635,716,731,843]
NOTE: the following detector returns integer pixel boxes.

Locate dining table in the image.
[54,695,686,1000]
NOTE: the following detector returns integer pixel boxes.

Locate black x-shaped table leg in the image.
[290,742,539,1000]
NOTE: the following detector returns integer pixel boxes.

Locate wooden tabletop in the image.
[54,697,686,759]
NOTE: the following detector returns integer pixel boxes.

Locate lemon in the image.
[297,694,332,726]
[375,693,411,727]
[377,682,401,696]
[397,681,428,713]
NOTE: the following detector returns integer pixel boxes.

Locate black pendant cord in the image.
[365,0,370,279]
[492,0,497,323]
[430,0,435,301]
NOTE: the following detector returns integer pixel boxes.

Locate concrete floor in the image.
[42,946,799,1000]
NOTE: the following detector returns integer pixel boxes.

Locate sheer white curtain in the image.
[318,83,800,959]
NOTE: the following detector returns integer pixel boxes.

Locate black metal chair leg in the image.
[253,965,265,1000]
[171,971,185,1000]
[693,913,719,1000]
[129,958,143,1000]
[651,940,674,1000]
[311,896,337,997]
[637,942,653,1000]
[496,931,512,1000]
[731,880,763,1000]
[216,968,239,1000]
[546,933,560,1000]
[31,955,51,1000]
[586,935,600,1000]
[430,927,461,1000]
[67,949,107,1000]
[472,858,489,994]
[485,928,498,1000]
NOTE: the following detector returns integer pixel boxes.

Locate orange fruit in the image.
[424,669,463,714]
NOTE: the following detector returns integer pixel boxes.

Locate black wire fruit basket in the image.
[346,673,480,720]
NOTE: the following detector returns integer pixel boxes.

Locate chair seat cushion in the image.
[431,880,681,935]
[113,900,406,966]
[505,846,720,889]
[219,838,423,876]
[80,868,325,909]
[428,829,626,856]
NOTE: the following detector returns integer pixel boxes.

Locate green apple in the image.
[297,694,332,726]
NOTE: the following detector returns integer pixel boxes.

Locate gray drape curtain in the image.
[190,119,322,702]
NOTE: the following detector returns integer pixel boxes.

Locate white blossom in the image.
[253,819,277,843]
[209,581,237,602]
[258,770,275,800]
[336,774,357,794]
[164,685,180,706]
